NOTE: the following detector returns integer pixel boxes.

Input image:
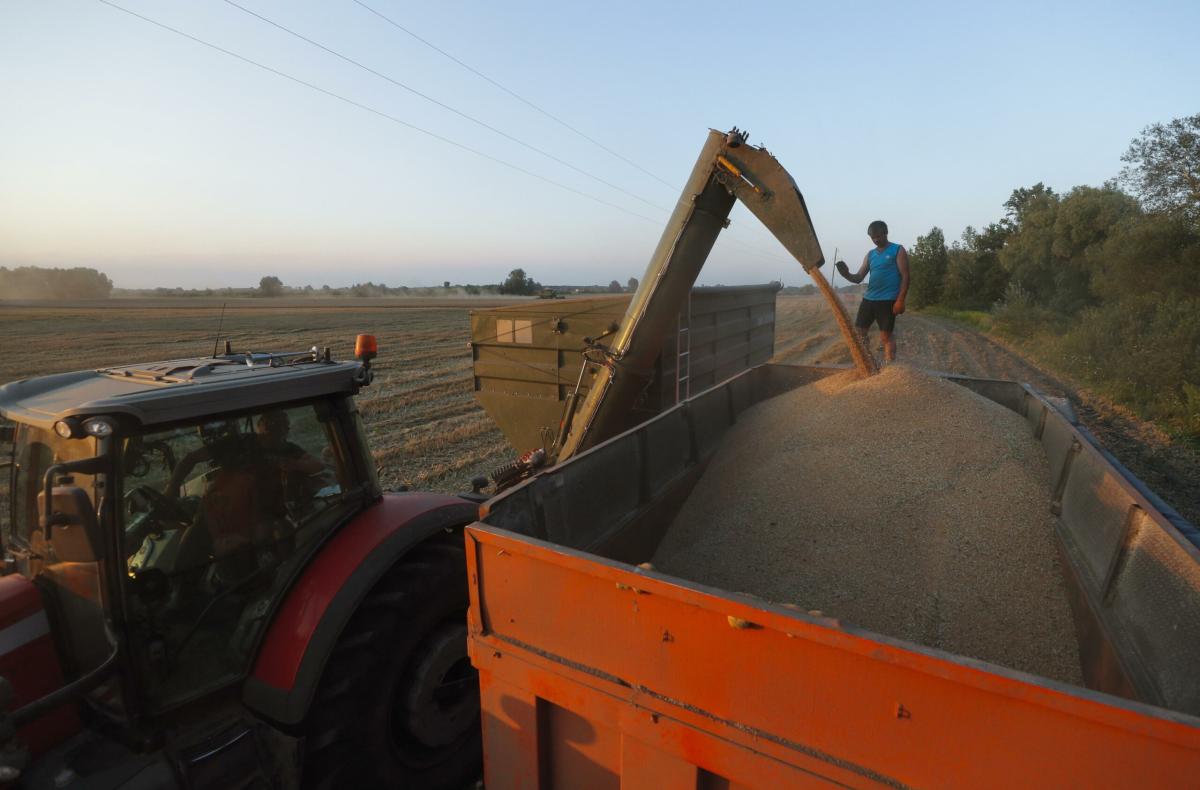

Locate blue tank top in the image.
[864,243,902,300]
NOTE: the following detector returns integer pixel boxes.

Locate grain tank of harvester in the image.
[463,129,1200,786]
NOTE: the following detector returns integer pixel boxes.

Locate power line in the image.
[221,2,807,267]
[723,235,795,265]
[351,0,678,192]
[99,2,799,268]
[95,0,661,225]
[221,0,670,213]
[347,3,797,267]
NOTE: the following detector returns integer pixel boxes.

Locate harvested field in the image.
[652,364,1083,684]
[0,294,1195,525]
[0,297,520,494]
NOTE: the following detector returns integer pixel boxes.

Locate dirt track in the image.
[773,295,1200,526]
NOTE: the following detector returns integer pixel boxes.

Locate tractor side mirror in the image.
[38,485,101,564]
[39,456,106,564]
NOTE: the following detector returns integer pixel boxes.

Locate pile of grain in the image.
[651,364,1083,684]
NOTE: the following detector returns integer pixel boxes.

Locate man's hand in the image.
[835,260,850,279]
[893,299,906,316]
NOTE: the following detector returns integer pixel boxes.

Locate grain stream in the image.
[652,363,1083,685]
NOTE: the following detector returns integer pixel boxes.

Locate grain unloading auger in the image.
[552,128,875,466]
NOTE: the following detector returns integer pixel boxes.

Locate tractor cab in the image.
[0,345,381,733]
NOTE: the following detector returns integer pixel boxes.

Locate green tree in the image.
[1118,113,1200,223]
[1061,293,1200,433]
[998,185,1137,314]
[1089,213,1200,303]
[1004,182,1057,226]
[940,226,1010,310]
[500,268,540,295]
[258,275,284,297]
[906,227,948,308]
[626,276,639,292]
[608,280,623,293]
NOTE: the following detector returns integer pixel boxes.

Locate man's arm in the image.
[893,246,910,315]
[835,255,871,284]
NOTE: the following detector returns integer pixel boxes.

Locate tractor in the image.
[0,339,483,788]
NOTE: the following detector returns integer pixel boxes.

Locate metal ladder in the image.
[675,296,692,404]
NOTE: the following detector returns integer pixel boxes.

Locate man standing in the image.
[836,220,909,363]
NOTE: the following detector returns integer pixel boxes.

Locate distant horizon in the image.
[0,259,837,292]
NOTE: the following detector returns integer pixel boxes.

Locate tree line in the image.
[906,113,1200,441]
[0,266,113,299]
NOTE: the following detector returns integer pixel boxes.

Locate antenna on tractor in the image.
[212,303,227,358]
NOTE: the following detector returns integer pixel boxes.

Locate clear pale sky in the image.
[1,1,1196,290]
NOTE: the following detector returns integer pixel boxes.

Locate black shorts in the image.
[855,298,897,332]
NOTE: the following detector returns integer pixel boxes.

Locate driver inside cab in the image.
[167,410,323,562]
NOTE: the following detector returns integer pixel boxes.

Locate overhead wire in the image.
[350,0,678,191]
[99,2,803,269]
[348,1,798,268]
[95,0,661,225]
[220,0,671,213]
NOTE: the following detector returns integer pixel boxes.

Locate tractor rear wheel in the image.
[302,534,480,789]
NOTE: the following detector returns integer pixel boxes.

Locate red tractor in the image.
[0,339,484,788]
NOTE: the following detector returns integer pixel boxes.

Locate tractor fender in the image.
[243,492,479,726]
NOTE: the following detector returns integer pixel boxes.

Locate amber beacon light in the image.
[355,334,378,363]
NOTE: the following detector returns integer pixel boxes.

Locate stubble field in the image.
[1,295,1195,523]
[0,297,518,494]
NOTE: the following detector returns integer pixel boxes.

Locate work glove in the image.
[835,260,850,279]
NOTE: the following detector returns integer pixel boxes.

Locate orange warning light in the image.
[355,334,378,361]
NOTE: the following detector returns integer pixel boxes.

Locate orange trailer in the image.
[466,528,1199,788]
[466,363,1200,787]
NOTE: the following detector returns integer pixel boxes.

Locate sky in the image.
[1,0,1197,290]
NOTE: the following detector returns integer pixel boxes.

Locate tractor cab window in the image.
[121,401,355,710]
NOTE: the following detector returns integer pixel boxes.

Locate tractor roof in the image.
[0,352,367,431]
